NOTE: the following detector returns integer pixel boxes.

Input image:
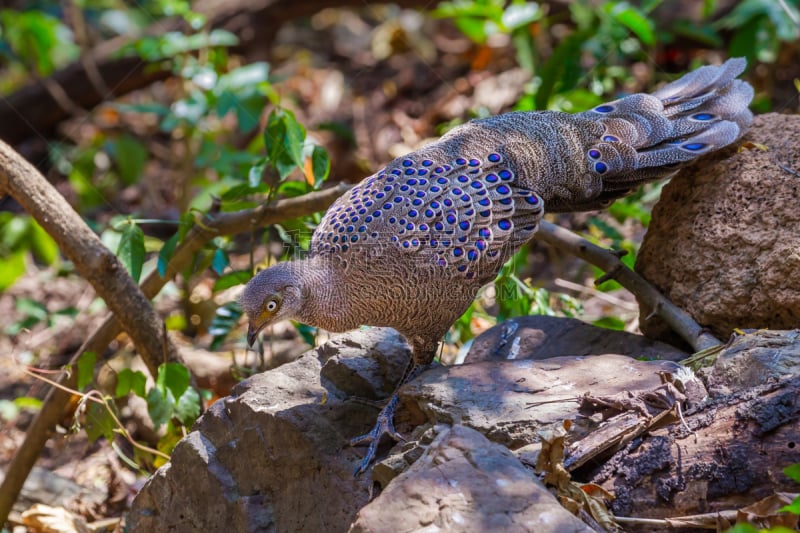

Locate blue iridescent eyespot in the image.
[456,158,467,165]
[411,238,420,246]
[430,186,440,193]
[499,198,512,205]
[471,181,483,189]
[408,210,418,217]
[437,257,446,266]
[418,178,427,185]
[692,113,714,121]
[408,178,418,186]
[402,159,413,167]
[479,210,490,217]
[467,250,478,261]
[497,185,510,195]
[468,158,480,167]
[425,209,434,217]
[405,168,415,175]
[464,209,474,216]
[365,216,373,223]
[400,185,409,192]
[416,191,426,198]
[594,162,608,174]
[498,219,511,230]
[391,169,401,175]
[383,203,392,210]
[488,153,501,163]
[602,135,618,142]
[412,199,423,206]
[457,175,468,183]
[459,194,470,202]
[431,239,439,247]
[418,169,428,176]
[389,217,397,224]
[394,197,403,203]
[457,236,468,243]
[595,104,614,113]
[457,265,467,272]
[525,195,539,205]
[391,236,398,242]
[443,198,453,207]
[376,192,385,199]
[422,159,433,167]
[452,188,462,195]
[459,221,470,231]
[406,223,414,230]
[486,174,498,183]
[435,167,444,174]
[419,224,428,231]
[588,149,601,160]
[373,210,382,217]
[478,198,490,206]
[341,245,349,252]
[402,240,410,248]
[453,248,464,257]
[437,177,448,185]
[446,214,457,224]
[359,225,367,232]
[479,228,491,238]
[683,142,706,151]
[431,201,440,209]
[332,236,339,243]
[435,222,444,231]
[351,217,358,223]
[384,186,392,191]
[499,170,512,180]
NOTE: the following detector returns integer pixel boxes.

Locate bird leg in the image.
[350,339,436,476]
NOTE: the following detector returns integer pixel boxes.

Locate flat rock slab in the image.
[350,425,593,533]
[467,315,688,363]
[401,354,685,449]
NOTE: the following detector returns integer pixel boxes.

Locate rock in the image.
[636,113,800,342]
[702,329,800,395]
[129,328,700,531]
[128,328,408,533]
[350,425,593,533]
[466,315,688,363]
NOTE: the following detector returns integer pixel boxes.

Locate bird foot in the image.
[350,394,404,476]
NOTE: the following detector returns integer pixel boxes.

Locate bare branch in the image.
[536,220,721,352]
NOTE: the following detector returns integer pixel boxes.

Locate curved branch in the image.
[535,220,721,352]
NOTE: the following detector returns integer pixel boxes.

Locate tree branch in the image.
[536,220,721,352]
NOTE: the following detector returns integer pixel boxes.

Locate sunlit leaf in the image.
[116,368,147,398]
[117,222,145,283]
[605,2,655,45]
[76,351,97,391]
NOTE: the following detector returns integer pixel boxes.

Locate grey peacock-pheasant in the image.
[240,58,753,474]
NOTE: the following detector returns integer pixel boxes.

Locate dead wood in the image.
[590,374,800,525]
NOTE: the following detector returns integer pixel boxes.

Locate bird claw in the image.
[351,394,404,476]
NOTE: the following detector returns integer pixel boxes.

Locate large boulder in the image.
[636,113,800,342]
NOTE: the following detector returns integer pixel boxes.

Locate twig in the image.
[536,220,722,352]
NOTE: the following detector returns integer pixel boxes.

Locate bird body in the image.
[240,58,754,474]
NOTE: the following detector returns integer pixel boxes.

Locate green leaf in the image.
[14,396,43,410]
[606,2,655,45]
[779,494,800,515]
[174,387,201,426]
[28,219,59,265]
[248,159,266,188]
[593,316,626,330]
[264,108,306,178]
[501,3,541,31]
[111,134,148,185]
[294,323,318,347]
[157,233,179,278]
[209,301,243,350]
[117,222,145,283]
[0,250,25,291]
[15,297,48,322]
[213,270,253,292]
[211,248,229,275]
[147,387,173,429]
[116,368,147,398]
[311,145,331,187]
[535,29,590,110]
[84,401,117,443]
[156,362,191,402]
[76,351,96,391]
[784,463,800,483]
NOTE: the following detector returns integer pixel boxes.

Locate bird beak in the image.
[246,322,261,347]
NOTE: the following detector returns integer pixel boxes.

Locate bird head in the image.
[239,262,305,346]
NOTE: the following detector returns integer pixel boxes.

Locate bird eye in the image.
[266,300,278,312]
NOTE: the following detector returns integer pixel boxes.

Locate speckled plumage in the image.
[240,58,753,474]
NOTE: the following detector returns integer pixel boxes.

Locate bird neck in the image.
[288,255,349,330]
